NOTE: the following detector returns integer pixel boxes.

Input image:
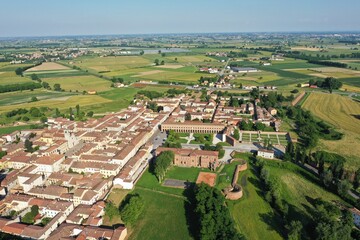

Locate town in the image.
[0,87,289,239]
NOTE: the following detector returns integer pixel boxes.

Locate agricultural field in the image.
[285,67,360,79]
[0,95,112,114]
[41,75,111,92]
[0,89,75,106]
[0,63,34,85]
[70,55,153,72]
[302,92,360,169]
[67,54,218,84]
[25,62,70,72]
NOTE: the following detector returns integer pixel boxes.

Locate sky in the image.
[1,0,360,37]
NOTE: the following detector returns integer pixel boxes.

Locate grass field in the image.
[42,75,111,92]
[0,90,76,106]
[128,188,193,240]
[0,125,32,135]
[0,95,111,113]
[302,92,360,169]
[0,71,32,85]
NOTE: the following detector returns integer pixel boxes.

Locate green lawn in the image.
[229,169,283,240]
[0,125,32,135]
[128,188,193,240]
[264,161,343,225]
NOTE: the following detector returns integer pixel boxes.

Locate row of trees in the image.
[254,157,355,239]
[309,77,343,93]
[104,194,145,226]
[154,151,174,182]
[194,183,245,240]
[0,82,42,93]
[286,106,342,150]
[137,90,163,100]
[239,120,267,131]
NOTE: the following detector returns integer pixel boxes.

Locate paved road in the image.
[218,58,231,77]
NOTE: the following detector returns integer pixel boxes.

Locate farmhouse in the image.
[156,147,219,169]
[257,149,275,159]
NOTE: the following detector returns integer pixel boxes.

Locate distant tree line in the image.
[0,82,42,93]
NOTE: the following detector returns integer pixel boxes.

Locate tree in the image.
[31,96,38,102]
[120,194,145,226]
[194,183,245,240]
[230,97,239,107]
[53,83,62,91]
[104,202,119,221]
[75,104,80,117]
[24,139,33,152]
[337,180,351,197]
[154,151,174,182]
[30,107,42,117]
[322,170,333,187]
[86,111,94,117]
[139,50,144,55]
[55,108,61,117]
[185,112,191,121]
[287,220,303,240]
[154,59,160,66]
[160,60,165,65]
[42,81,50,89]
[40,116,48,123]
[353,168,360,190]
[233,128,240,140]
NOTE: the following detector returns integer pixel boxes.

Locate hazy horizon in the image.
[1,0,360,37]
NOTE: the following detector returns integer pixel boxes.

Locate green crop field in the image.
[24,69,89,78]
[0,95,112,114]
[0,71,32,85]
[0,125,32,135]
[0,89,75,106]
[302,92,360,169]
[42,75,111,92]
[72,56,153,72]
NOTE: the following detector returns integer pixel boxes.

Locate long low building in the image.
[161,121,225,133]
[156,147,219,169]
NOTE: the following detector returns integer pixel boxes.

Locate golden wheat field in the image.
[302,92,360,169]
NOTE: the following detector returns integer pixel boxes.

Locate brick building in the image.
[156,147,219,169]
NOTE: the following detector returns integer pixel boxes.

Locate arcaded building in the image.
[160,121,225,133]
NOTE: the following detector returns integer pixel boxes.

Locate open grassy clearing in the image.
[0,95,111,114]
[128,188,193,240]
[42,75,111,92]
[264,161,343,227]
[226,154,283,240]
[302,92,360,169]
